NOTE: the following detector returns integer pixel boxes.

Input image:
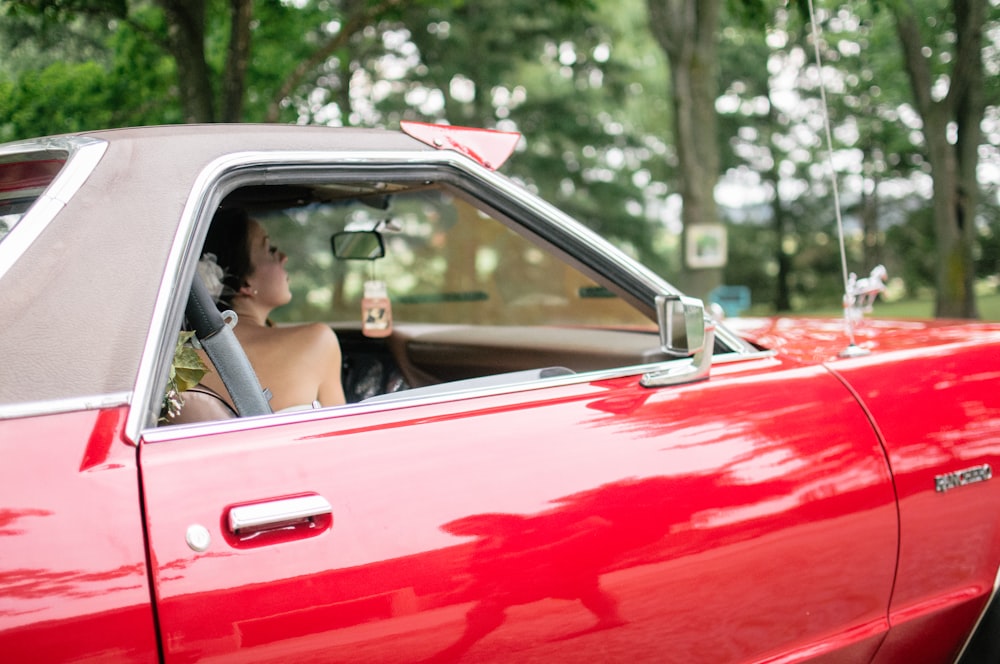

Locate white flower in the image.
[197,252,226,303]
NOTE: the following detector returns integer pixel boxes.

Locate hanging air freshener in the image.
[362,280,392,338]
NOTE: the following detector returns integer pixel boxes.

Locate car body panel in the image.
[833,341,1000,663]
[1,125,998,662]
[0,406,159,661]
[735,316,1000,662]
[139,357,898,663]
[726,316,1000,363]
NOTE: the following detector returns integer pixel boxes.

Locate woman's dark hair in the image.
[203,207,254,308]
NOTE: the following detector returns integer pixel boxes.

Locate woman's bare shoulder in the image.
[269,322,340,355]
[276,321,337,341]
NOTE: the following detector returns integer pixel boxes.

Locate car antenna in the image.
[806,0,887,358]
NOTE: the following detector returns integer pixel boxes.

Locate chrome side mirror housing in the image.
[642,294,713,388]
[656,294,706,356]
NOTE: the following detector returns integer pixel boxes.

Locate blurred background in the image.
[2,0,997,319]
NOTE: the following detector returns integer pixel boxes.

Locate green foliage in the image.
[1,0,997,316]
[723,221,777,308]
[170,330,209,392]
[0,0,182,138]
[976,197,1000,281]
[884,207,937,294]
[6,0,127,18]
[160,330,209,421]
[1,61,115,139]
[345,0,675,276]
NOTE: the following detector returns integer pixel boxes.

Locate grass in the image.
[747,290,1000,321]
[881,291,1000,320]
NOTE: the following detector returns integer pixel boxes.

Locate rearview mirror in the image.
[331,231,385,260]
[656,294,706,356]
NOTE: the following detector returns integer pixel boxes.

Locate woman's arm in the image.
[314,325,347,407]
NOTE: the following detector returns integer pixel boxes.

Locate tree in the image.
[714,1,998,315]
[4,0,997,320]
[1,0,411,126]
[715,5,798,311]
[345,0,675,275]
[646,0,725,301]
[891,0,989,318]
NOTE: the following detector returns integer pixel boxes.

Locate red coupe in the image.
[1,123,998,663]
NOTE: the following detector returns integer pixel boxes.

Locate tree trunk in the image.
[771,179,793,312]
[765,88,792,312]
[647,0,724,303]
[893,0,984,318]
[860,145,882,274]
[222,0,253,123]
[952,0,985,317]
[157,0,216,123]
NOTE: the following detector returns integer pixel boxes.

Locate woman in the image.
[197,208,346,411]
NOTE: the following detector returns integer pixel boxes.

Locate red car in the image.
[1,123,998,663]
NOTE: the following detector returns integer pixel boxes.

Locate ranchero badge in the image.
[935,464,993,493]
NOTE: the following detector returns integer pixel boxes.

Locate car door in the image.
[138,354,898,663]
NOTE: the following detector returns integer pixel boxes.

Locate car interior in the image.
[163,179,676,425]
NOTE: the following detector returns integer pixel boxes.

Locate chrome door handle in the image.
[228,495,332,534]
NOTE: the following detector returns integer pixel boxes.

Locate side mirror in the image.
[331,231,385,260]
[656,294,706,356]
[642,294,713,388]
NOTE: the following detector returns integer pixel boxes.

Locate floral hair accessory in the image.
[197,252,226,303]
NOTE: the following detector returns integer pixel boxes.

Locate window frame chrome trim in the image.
[0,137,108,282]
[141,349,778,444]
[0,391,130,421]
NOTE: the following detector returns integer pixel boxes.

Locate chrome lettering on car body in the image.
[935,464,993,493]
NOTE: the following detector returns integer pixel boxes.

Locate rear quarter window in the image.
[0,157,67,244]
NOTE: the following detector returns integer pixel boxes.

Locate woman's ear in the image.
[237,281,256,297]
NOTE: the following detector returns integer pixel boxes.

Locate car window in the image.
[164,178,665,425]
[0,156,67,245]
[258,185,653,330]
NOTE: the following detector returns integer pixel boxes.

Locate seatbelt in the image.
[185,274,272,417]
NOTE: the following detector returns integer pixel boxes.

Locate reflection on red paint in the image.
[0,408,158,661]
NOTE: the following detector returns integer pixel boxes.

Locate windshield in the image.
[255,184,654,329]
